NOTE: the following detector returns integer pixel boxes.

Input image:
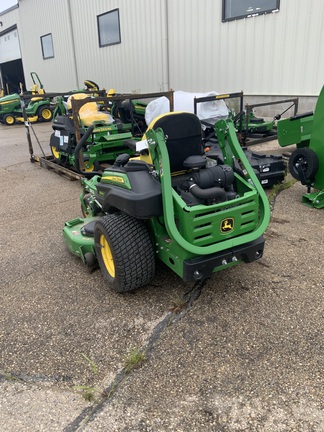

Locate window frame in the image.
[222,0,280,22]
[97,8,121,48]
[40,33,54,59]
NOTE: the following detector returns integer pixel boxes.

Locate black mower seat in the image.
[151,112,204,173]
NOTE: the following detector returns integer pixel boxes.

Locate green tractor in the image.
[0,72,53,125]
[277,85,324,208]
[62,111,271,292]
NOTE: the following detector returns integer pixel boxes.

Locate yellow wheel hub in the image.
[51,146,60,160]
[42,109,52,120]
[84,163,95,172]
[5,116,15,125]
[100,234,115,277]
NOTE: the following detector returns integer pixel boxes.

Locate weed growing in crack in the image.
[267,178,296,205]
[73,353,100,402]
[124,348,146,373]
[169,293,187,313]
[74,385,97,402]
[3,373,18,382]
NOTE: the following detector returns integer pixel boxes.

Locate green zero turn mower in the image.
[62,111,270,292]
[49,93,141,174]
[231,109,275,136]
[49,91,151,174]
[277,85,324,208]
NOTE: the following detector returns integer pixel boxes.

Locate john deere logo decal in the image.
[220,218,234,233]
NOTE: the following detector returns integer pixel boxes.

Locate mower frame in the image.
[62,112,271,291]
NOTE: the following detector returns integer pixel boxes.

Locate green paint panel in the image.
[277,115,313,147]
[310,86,324,190]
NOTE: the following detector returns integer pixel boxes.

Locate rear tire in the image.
[289,148,319,181]
[94,213,155,292]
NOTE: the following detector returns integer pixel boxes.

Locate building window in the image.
[40,33,54,59]
[97,9,121,47]
[222,0,280,22]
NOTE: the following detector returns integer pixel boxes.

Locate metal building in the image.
[0,0,323,111]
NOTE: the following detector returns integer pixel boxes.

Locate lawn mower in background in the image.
[108,91,148,135]
[83,79,100,93]
[52,79,105,119]
[50,91,172,175]
[224,94,299,145]
[0,72,53,125]
[50,93,136,174]
[192,92,287,189]
[277,85,324,208]
[62,111,270,293]
[231,109,276,137]
[53,88,148,134]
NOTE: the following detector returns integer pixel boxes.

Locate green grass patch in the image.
[74,385,97,402]
[81,353,98,375]
[267,178,297,202]
[124,348,146,373]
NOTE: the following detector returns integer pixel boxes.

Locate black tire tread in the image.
[94,213,155,292]
[289,147,319,181]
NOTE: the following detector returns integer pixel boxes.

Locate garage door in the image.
[0,27,21,63]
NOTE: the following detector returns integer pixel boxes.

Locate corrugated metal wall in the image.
[14,0,324,96]
[17,0,79,92]
[0,6,20,29]
[68,0,165,93]
[167,0,324,96]
[17,0,166,93]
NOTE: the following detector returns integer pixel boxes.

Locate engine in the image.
[173,163,237,206]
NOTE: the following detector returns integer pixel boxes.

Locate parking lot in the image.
[0,121,323,431]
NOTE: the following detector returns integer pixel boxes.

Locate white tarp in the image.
[145,90,229,125]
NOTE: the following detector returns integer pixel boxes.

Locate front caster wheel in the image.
[38,106,53,122]
[3,114,16,125]
[289,148,319,182]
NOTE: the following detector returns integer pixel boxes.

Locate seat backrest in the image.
[67,93,111,126]
[115,99,134,123]
[66,92,89,110]
[152,112,203,172]
[79,102,98,114]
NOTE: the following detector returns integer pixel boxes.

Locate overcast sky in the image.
[0,0,18,14]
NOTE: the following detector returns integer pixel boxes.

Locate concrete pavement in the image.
[0,121,323,431]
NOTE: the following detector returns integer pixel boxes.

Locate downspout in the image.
[161,0,170,91]
[67,0,80,89]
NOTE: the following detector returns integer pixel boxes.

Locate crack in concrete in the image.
[63,278,207,431]
[0,372,72,384]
